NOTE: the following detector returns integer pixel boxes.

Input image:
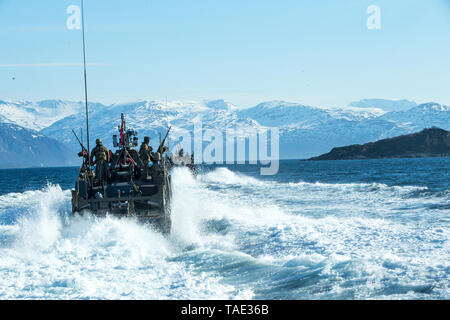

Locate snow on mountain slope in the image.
[322,106,386,121]
[0,100,106,131]
[379,103,450,132]
[238,101,335,129]
[348,99,417,112]
[0,97,446,165]
[0,95,432,158]
[0,122,78,168]
[237,101,448,158]
[238,101,385,127]
[38,98,450,160]
[40,99,267,157]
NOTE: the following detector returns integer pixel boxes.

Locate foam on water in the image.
[201,167,265,187]
[178,167,449,299]
[0,166,448,299]
[0,181,252,299]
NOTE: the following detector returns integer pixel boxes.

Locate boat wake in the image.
[0,167,448,299]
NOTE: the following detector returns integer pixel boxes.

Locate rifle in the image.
[72,129,88,158]
[157,126,171,155]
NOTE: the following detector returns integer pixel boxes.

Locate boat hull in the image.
[71,181,172,234]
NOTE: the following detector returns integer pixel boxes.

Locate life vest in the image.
[94,146,108,161]
[140,143,151,162]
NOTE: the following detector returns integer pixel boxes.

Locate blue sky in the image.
[0,0,449,108]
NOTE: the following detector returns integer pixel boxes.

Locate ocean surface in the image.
[0,158,448,299]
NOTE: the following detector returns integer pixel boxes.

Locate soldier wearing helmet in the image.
[90,138,110,184]
[139,136,153,178]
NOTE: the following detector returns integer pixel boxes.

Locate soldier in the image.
[139,136,152,177]
[90,138,110,184]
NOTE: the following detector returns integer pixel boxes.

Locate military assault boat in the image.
[170,147,197,174]
[71,114,172,234]
[70,0,171,233]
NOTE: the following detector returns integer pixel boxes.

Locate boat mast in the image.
[81,0,91,166]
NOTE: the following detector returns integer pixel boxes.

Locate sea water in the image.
[0,158,448,299]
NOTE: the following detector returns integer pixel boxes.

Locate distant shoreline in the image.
[1,156,450,170]
[304,155,450,161]
[308,128,450,161]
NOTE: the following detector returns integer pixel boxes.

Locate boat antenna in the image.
[81,0,91,167]
[167,125,170,156]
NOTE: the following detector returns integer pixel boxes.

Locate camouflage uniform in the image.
[139,137,152,177]
[90,139,110,184]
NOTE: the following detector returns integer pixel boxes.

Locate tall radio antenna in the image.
[81,0,91,166]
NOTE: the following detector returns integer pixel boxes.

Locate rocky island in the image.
[308,127,450,160]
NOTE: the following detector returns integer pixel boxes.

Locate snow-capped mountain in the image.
[0,99,106,131]
[348,99,417,112]
[37,99,450,160]
[379,103,450,132]
[1,98,448,163]
[0,122,78,168]
[40,99,267,154]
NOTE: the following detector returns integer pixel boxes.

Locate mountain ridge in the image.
[0,122,78,169]
[1,98,449,163]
